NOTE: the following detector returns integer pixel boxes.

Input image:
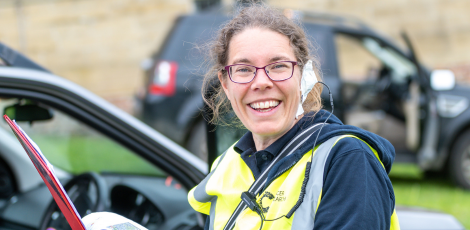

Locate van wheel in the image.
[448,130,470,190]
[186,120,208,162]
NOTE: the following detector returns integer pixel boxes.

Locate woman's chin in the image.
[245,108,295,137]
[249,122,286,137]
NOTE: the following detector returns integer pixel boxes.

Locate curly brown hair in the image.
[202,4,323,126]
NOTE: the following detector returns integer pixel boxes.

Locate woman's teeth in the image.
[250,100,280,112]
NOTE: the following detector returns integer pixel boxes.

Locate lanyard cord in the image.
[285,81,333,219]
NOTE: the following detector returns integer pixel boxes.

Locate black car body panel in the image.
[435,86,470,169]
[143,14,229,144]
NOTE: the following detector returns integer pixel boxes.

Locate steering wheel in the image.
[39,172,107,230]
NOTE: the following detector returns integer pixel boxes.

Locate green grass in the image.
[29,135,166,177]
[390,163,470,229]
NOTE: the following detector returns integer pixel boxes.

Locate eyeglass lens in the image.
[229,61,294,83]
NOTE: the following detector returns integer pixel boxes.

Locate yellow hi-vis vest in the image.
[188,135,400,230]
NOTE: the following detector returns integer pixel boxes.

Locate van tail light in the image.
[148,61,178,96]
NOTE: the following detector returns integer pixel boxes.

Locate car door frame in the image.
[0,67,207,190]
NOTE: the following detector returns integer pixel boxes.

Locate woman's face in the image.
[219,28,301,145]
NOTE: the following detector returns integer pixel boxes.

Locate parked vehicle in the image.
[141,10,470,190]
[0,42,206,230]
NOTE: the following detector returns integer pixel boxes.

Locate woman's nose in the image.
[250,69,273,90]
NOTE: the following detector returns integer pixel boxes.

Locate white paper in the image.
[82,212,147,230]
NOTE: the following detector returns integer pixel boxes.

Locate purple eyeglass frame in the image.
[224,61,297,83]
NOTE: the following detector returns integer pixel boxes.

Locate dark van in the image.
[140,11,470,190]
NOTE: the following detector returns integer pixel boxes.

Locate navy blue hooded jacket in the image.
[205,110,396,229]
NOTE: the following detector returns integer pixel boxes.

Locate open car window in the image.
[0,98,166,177]
[336,33,382,83]
[362,37,417,84]
[336,33,416,84]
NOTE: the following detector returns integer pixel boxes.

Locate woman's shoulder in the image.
[321,135,395,196]
[326,136,384,166]
[330,135,373,156]
[304,118,395,174]
[323,135,393,187]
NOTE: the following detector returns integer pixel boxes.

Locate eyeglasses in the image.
[224,61,297,83]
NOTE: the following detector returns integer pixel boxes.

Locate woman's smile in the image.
[249,100,280,112]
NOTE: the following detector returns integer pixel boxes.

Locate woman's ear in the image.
[218,71,230,100]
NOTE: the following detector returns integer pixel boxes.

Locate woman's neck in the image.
[252,114,303,151]
[252,134,282,151]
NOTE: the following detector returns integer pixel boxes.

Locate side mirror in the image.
[4,103,53,122]
[430,69,456,91]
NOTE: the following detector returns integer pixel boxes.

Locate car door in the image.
[0,67,206,185]
[0,61,207,229]
[333,31,421,159]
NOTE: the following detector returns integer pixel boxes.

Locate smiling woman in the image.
[220,28,303,150]
[188,3,400,230]
[202,6,323,130]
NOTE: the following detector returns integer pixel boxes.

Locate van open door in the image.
[401,32,440,170]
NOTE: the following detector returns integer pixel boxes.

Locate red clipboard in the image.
[3,115,86,230]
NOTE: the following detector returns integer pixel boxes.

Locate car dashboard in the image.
[0,173,199,230]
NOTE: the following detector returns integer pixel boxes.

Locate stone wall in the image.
[1,0,469,113]
[0,0,192,113]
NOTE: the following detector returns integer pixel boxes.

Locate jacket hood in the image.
[298,110,396,173]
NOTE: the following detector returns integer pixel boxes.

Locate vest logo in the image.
[274,190,286,202]
[259,191,287,213]
[260,192,275,213]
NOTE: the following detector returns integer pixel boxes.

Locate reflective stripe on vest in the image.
[188,135,400,230]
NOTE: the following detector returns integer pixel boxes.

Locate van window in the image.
[335,34,416,83]
[335,34,382,82]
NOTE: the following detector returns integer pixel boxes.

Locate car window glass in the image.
[160,15,227,67]
[336,34,417,84]
[0,98,166,177]
[335,34,382,82]
[362,38,417,84]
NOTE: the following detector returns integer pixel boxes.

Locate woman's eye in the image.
[272,64,288,69]
[235,67,251,73]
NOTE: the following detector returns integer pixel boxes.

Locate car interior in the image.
[334,33,421,156]
[0,98,200,230]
